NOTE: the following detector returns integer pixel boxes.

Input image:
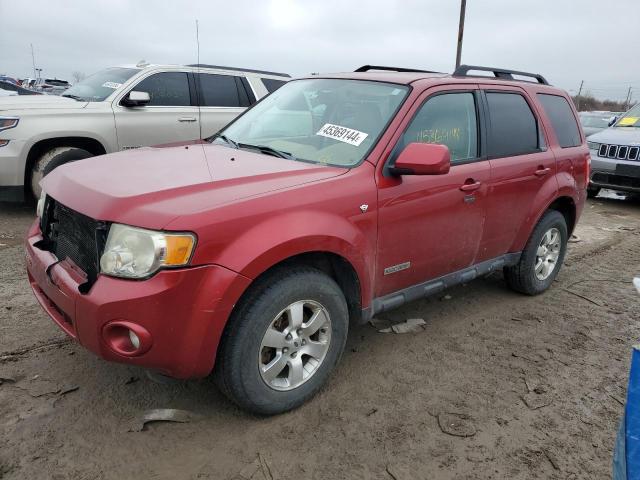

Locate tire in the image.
[30,147,94,199]
[587,186,601,199]
[216,267,349,415]
[504,210,568,296]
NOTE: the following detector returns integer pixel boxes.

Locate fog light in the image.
[129,330,140,349]
[102,321,152,356]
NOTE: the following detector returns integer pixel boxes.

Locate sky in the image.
[1,0,639,101]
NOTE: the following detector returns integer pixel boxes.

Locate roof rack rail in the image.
[355,65,442,74]
[452,65,549,85]
[186,64,291,78]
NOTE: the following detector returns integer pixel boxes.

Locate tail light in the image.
[585,152,591,187]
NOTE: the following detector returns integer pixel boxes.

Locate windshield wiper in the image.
[237,143,294,160]
[209,133,239,148]
[61,93,84,101]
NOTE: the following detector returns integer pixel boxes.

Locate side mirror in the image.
[608,115,618,127]
[390,142,451,176]
[122,90,150,107]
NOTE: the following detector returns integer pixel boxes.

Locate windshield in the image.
[580,114,610,128]
[62,68,139,102]
[615,104,640,127]
[214,78,409,167]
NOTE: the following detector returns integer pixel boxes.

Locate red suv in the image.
[26,65,588,414]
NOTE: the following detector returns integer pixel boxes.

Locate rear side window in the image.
[197,73,244,107]
[261,78,287,93]
[486,92,539,157]
[401,92,479,163]
[133,72,191,106]
[537,94,581,148]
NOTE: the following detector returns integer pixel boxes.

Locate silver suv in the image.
[587,103,640,197]
[0,63,289,201]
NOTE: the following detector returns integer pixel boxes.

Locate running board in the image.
[362,252,521,320]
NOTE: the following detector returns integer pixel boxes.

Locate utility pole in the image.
[455,0,467,69]
[30,43,36,79]
[576,80,584,111]
[624,86,632,111]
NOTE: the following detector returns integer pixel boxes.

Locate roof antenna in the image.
[195,19,202,139]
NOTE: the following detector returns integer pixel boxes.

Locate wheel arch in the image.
[546,195,577,236]
[235,249,365,326]
[24,136,107,193]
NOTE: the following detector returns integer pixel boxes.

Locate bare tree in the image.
[71,71,86,84]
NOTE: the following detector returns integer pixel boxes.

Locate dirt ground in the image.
[1,191,640,480]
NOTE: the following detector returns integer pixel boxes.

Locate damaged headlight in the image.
[100,224,196,279]
[36,190,46,218]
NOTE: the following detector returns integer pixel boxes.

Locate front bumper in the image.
[0,138,28,201]
[25,222,251,378]
[590,152,640,193]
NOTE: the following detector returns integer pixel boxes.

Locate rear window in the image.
[486,92,540,157]
[538,94,581,148]
[197,73,244,107]
[261,78,287,93]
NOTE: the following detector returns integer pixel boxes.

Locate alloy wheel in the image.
[259,300,332,391]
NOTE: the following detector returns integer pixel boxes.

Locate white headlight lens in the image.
[587,141,600,151]
[100,224,195,279]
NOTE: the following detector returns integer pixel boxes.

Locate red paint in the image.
[26,73,587,378]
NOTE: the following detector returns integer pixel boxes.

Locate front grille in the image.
[598,143,640,161]
[40,197,107,288]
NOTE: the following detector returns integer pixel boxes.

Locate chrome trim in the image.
[598,143,640,161]
[618,146,629,159]
[0,117,19,132]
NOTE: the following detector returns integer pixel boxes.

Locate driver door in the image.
[376,86,489,297]
[112,71,200,150]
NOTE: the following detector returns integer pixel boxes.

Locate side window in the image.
[197,73,243,107]
[486,92,539,157]
[401,92,478,163]
[261,78,287,94]
[133,72,191,106]
[537,94,581,148]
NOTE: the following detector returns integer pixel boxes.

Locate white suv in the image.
[0,63,289,201]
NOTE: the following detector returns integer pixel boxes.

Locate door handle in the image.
[460,180,481,192]
[535,167,551,177]
[178,117,197,122]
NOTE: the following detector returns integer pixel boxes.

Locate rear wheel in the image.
[504,210,568,295]
[30,146,93,199]
[216,267,349,415]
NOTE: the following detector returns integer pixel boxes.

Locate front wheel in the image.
[216,267,349,415]
[504,210,568,295]
[30,146,94,199]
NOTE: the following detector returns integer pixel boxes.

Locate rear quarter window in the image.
[486,92,540,158]
[537,94,582,148]
[198,73,245,107]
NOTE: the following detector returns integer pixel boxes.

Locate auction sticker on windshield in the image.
[102,82,122,89]
[317,123,368,146]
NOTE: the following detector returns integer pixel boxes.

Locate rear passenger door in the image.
[113,71,200,150]
[196,73,255,138]
[479,86,557,260]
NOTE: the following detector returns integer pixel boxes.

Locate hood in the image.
[42,144,346,229]
[588,126,640,145]
[0,94,88,111]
